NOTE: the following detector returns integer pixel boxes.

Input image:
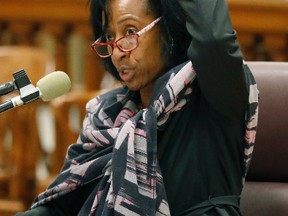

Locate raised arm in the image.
[178,0,248,121]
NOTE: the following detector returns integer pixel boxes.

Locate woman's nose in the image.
[112,45,129,60]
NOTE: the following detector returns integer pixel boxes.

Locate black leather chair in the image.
[240,62,288,215]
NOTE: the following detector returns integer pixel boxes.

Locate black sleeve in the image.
[178,0,248,121]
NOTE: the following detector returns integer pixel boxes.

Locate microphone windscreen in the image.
[36,71,71,101]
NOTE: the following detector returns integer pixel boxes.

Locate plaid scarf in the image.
[32,61,258,215]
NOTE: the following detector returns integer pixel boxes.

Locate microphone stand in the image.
[0,100,15,113]
[0,81,16,97]
[0,69,39,113]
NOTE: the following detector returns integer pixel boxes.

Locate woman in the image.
[17,0,258,215]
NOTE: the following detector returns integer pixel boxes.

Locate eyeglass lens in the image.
[117,35,138,50]
[96,35,138,57]
[95,45,112,57]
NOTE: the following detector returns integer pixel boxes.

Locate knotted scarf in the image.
[31,61,258,216]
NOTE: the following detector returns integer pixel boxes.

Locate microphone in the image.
[37,71,71,101]
[0,71,71,113]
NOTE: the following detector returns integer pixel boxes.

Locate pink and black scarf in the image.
[32,61,258,215]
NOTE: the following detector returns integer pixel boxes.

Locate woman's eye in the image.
[105,35,114,42]
[126,28,136,35]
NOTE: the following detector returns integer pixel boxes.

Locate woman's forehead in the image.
[105,0,150,19]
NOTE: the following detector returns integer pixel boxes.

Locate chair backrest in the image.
[0,45,55,213]
[241,61,288,215]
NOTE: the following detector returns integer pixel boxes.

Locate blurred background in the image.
[0,0,287,215]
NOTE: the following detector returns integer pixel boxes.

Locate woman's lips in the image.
[118,66,135,82]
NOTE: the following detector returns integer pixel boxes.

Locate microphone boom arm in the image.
[0,81,16,97]
[0,70,40,113]
[13,69,40,103]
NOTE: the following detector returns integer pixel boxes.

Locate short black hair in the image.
[89,0,191,81]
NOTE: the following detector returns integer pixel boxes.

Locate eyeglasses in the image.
[91,17,161,58]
